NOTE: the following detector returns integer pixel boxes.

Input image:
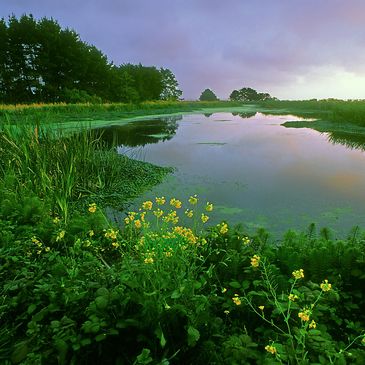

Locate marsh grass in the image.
[0,120,171,220]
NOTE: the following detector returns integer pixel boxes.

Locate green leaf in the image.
[229,281,241,289]
[95,296,109,309]
[187,326,200,346]
[96,287,109,297]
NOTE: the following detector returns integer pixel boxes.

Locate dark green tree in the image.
[229,87,273,102]
[199,88,219,101]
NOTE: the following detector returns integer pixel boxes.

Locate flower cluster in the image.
[320,279,332,292]
[288,294,299,302]
[292,269,304,279]
[265,345,277,355]
[298,309,311,322]
[251,255,260,268]
[170,198,182,209]
[232,294,241,306]
[88,203,97,213]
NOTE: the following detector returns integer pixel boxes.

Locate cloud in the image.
[2,0,365,99]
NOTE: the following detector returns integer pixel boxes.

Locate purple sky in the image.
[3,0,365,100]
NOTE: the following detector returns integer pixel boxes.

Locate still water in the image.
[99,112,365,236]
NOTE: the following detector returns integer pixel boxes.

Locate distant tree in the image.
[229,87,274,102]
[199,88,218,101]
[159,68,182,100]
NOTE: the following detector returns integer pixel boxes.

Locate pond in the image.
[98,112,365,236]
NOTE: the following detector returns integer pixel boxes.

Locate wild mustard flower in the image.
[201,213,209,223]
[242,236,251,245]
[144,257,154,264]
[219,223,228,234]
[155,196,166,205]
[56,230,65,242]
[232,294,241,306]
[124,217,130,225]
[265,345,277,355]
[134,220,142,229]
[320,279,332,292]
[298,309,311,322]
[142,201,153,210]
[188,194,198,205]
[251,255,260,268]
[53,217,60,224]
[222,288,227,293]
[170,198,182,209]
[185,209,193,218]
[104,229,118,240]
[258,306,265,311]
[112,242,120,248]
[205,202,213,212]
[153,208,164,218]
[88,203,97,213]
[309,320,317,329]
[288,294,299,301]
[292,269,304,279]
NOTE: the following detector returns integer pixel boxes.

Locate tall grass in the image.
[259,99,365,126]
[0,122,171,221]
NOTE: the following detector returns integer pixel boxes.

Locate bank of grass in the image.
[0,101,253,127]
[259,99,365,127]
[0,108,365,364]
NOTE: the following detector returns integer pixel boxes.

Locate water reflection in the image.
[94,112,365,235]
[327,131,365,151]
[232,111,257,119]
[94,115,182,147]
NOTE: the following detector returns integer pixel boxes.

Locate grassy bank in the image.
[0,101,254,127]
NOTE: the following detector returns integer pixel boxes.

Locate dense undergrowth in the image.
[1,109,365,364]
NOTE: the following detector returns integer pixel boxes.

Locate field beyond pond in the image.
[1,100,365,364]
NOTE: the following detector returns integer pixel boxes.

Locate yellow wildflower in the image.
[298,309,311,322]
[170,198,182,209]
[134,219,142,229]
[205,202,213,212]
[153,208,164,218]
[219,223,228,234]
[265,345,277,355]
[292,269,304,280]
[309,320,317,329]
[112,242,120,248]
[142,201,153,210]
[88,203,97,213]
[45,247,50,252]
[53,217,60,224]
[144,257,154,264]
[242,236,251,245]
[232,294,241,306]
[56,230,65,242]
[320,279,332,292]
[155,196,166,205]
[222,288,227,293]
[124,217,130,225]
[224,310,230,315]
[201,213,209,223]
[140,212,146,222]
[185,209,193,218]
[258,306,265,311]
[188,194,198,205]
[250,255,260,268]
[104,229,118,240]
[288,294,299,302]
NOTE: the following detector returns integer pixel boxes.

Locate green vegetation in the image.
[199,89,219,101]
[0,104,365,364]
[230,87,274,102]
[0,15,181,104]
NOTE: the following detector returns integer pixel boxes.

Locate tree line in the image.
[0,15,182,104]
[199,87,276,102]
